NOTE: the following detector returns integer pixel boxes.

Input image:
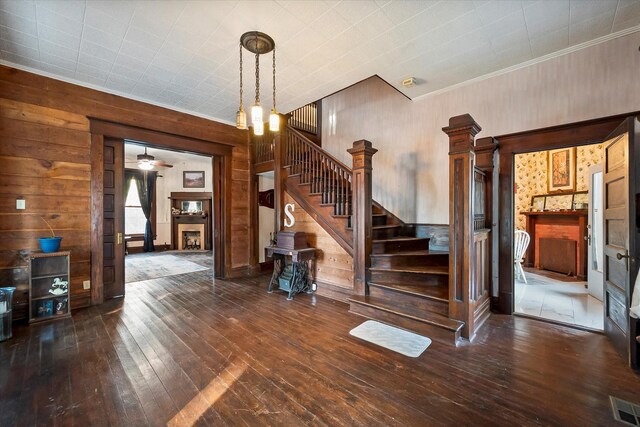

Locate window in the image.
[125,178,155,236]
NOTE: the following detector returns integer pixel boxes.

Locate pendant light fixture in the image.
[269,47,279,132]
[237,31,276,136]
[236,43,247,130]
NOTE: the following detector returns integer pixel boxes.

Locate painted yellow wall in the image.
[322,32,640,223]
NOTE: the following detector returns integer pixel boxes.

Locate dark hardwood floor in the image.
[1,263,639,426]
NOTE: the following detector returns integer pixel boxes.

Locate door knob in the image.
[616,251,629,260]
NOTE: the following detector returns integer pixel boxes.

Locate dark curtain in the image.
[125,169,156,252]
[134,171,157,252]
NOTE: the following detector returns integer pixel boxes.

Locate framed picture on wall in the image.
[183,171,205,188]
[547,147,575,192]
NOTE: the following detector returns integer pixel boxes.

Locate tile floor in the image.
[514,270,604,330]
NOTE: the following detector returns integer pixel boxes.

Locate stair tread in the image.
[373,237,429,243]
[349,295,463,331]
[372,224,400,229]
[368,282,448,301]
[371,250,446,257]
[370,265,448,275]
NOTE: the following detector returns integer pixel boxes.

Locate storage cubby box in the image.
[28,251,71,323]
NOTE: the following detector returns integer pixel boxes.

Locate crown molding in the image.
[412,25,640,102]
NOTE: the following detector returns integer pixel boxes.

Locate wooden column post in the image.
[348,140,377,296]
[273,132,285,233]
[443,114,481,340]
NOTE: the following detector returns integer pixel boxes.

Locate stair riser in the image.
[348,302,460,346]
[371,270,448,287]
[373,227,400,239]
[368,285,448,316]
[370,253,448,269]
[372,215,387,226]
[372,239,430,254]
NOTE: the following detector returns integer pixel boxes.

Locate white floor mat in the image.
[349,320,432,357]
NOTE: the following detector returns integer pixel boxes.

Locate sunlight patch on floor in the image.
[167,360,248,427]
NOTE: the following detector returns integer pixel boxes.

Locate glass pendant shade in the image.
[253,120,264,136]
[269,109,279,132]
[251,103,263,124]
[138,161,154,171]
[236,106,247,130]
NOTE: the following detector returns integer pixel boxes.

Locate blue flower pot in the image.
[38,237,62,253]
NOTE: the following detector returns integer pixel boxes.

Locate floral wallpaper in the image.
[514,143,603,230]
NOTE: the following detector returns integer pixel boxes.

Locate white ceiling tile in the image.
[83,7,130,38]
[78,51,113,70]
[76,61,110,80]
[157,41,194,64]
[39,39,78,62]
[129,1,185,37]
[353,9,395,40]
[380,0,438,25]
[333,0,380,26]
[166,27,206,53]
[0,26,38,49]
[119,40,157,63]
[85,0,136,24]
[80,39,118,64]
[75,71,107,86]
[474,0,523,26]
[0,38,38,58]
[394,1,475,42]
[38,60,75,78]
[35,4,83,38]
[174,1,235,37]
[105,73,138,92]
[569,0,618,24]
[1,50,40,66]
[110,62,143,82]
[308,8,352,40]
[0,0,36,21]
[530,26,569,56]
[82,25,123,53]
[124,25,165,52]
[0,11,37,35]
[39,51,76,71]
[569,11,616,45]
[114,51,148,71]
[489,28,530,52]
[277,0,336,24]
[130,81,160,99]
[36,0,85,23]
[482,9,527,40]
[524,2,570,38]
[612,0,640,32]
[37,23,80,50]
[141,65,174,86]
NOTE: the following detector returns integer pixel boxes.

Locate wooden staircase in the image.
[282,127,464,345]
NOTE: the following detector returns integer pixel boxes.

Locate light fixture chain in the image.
[272,47,276,110]
[255,50,260,104]
[239,43,243,107]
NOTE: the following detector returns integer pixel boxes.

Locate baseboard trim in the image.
[314,280,352,303]
[126,244,171,255]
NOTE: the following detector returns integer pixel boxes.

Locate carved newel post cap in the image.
[442,114,482,137]
[347,140,378,156]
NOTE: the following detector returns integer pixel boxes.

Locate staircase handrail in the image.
[285,126,352,176]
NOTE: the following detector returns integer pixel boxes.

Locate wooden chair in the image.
[514,230,530,284]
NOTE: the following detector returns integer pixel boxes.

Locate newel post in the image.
[443,114,481,340]
[348,140,378,296]
[273,132,285,232]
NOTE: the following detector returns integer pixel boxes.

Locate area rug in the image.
[349,320,432,357]
[125,254,209,283]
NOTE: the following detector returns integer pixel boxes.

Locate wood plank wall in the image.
[0,65,249,319]
[284,192,353,301]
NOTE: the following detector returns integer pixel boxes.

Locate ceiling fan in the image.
[126,147,173,170]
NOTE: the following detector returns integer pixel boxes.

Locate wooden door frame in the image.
[89,118,233,305]
[493,111,640,314]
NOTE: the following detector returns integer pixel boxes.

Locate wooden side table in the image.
[265,246,316,300]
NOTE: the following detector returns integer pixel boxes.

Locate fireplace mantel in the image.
[169,192,212,250]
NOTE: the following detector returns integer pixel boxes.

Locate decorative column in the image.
[273,132,284,233]
[443,114,481,340]
[348,140,377,296]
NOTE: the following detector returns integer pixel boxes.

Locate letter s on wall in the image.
[284,203,295,227]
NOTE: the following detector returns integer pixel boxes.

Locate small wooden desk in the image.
[266,246,316,300]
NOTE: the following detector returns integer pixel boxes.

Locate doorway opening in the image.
[513,143,604,330]
[123,142,215,287]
